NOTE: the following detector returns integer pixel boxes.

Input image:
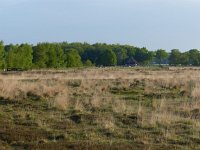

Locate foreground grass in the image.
[0,67,200,149]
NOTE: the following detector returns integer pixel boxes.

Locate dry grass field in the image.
[1,67,200,149]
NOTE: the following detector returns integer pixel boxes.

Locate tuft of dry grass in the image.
[96,114,116,131]
[191,84,200,100]
[0,78,67,101]
[53,94,68,110]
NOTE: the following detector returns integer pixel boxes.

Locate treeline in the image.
[0,41,200,69]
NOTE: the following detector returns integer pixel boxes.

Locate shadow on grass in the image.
[0,97,20,106]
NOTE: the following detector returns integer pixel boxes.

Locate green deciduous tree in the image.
[6,44,33,69]
[0,41,5,69]
[84,59,93,66]
[155,49,168,64]
[4,41,200,69]
[65,49,83,67]
[188,49,200,66]
[179,52,190,66]
[124,45,136,58]
[33,43,64,68]
[33,43,49,68]
[81,45,97,63]
[113,46,128,65]
[169,49,181,65]
[46,44,64,68]
[96,47,117,66]
[135,47,153,65]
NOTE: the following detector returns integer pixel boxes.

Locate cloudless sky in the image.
[0,0,200,51]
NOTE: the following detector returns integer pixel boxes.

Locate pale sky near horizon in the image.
[0,0,200,51]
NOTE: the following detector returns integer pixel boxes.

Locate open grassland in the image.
[1,67,200,149]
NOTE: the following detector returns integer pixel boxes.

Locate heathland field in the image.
[1,67,200,149]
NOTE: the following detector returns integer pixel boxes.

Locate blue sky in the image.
[0,0,200,51]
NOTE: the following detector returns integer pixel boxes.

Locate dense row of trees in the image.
[0,41,200,69]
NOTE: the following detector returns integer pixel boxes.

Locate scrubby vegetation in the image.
[0,67,200,149]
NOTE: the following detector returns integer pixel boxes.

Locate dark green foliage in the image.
[0,41,5,69]
[135,47,154,65]
[96,45,117,66]
[65,49,83,67]
[179,52,190,65]
[155,49,168,64]
[113,46,128,65]
[188,49,200,66]
[84,59,93,66]
[168,49,200,66]
[169,49,181,65]
[6,44,33,69]
[81,45,97,63]
[63,42,85,56]
[46,44,64,68]
[33,43,64,68]
[33,43,49,68]
[1,40,200,69]
[125,45,136,58]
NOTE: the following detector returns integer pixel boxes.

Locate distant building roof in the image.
[125,57,138,66]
